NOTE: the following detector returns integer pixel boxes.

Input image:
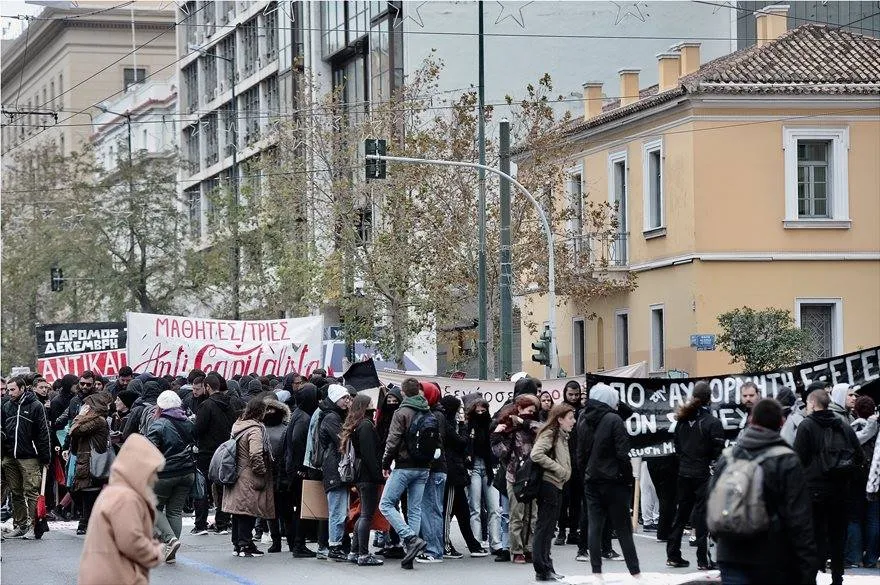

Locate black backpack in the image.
[819,423,857,476]
[406,411,441,464]
[513,431,556,503]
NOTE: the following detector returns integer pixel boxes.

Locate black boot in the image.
[268,539,282,553]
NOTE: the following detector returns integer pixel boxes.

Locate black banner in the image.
[343,358,382,392]
[585,346,880,458]
[36,322,127,358]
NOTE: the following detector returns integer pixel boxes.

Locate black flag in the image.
[343,358,382,392]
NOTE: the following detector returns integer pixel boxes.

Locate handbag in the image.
[190,468,207,500]
[89,437,116,480]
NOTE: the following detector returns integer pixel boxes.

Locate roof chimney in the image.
[618,69,640,107]
[656,52,681,92]
[755,4,789,47]
[582,82,603,120]
[677,42,701,77]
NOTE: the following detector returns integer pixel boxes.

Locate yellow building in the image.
[520,13,880,379]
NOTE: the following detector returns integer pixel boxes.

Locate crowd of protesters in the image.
[1,366,877,585]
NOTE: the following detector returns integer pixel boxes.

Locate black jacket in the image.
[193,392,241,465]
[430,406,448,474]
[284,384,318,478]
[577,399,632,484]
[263,397,290,490]
[48,375,78,428]
[440,396,469,487]
[674,405,725,479]
[318,399,346,492]
[794,409,864,498]
[713,426,818,584]
[1,391,51,464]
[146,415,197,478]
[351,418,383,484]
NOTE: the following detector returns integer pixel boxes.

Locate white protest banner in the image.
[126,312,324,379]
[378,362,648,414]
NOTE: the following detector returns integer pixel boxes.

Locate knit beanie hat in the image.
[327,384,349,404]
[157,390,182,410]
[117,388,140,409]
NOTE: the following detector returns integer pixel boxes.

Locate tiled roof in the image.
[565,24,880,136]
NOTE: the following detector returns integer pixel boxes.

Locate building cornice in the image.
[628,251,880,273]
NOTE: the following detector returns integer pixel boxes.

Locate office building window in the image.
[222,102,236,156]
[203,113,219,167]
[615,310,629,367]
[124,67,146,90]
[202,0,215,36]
[219,35,235,87]
[186,186,201,237]
[264,75,279,115]
[202,51,218,99]
[241,17,259,77]
[204,176,220,228]
[183,64,198,113]
[783,127,849,228]
[50,81,55,109]
[322,1,346,57]
[241,86,260,144]
[356,205,373,245]
[183,1,197,50]
[650,304,665,372]
[796,298,843,361]
[643,139,663,233]
[264,2,278,59]
[184,125,199,175]
[573,318,585,376]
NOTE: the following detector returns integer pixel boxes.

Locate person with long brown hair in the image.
[340,394,385,566]
[530,403,576,581]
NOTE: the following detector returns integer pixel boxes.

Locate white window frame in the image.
[615,308,629,368]
[795,297,844,357]
[608,150,629,266]
[566,165,584,232]
[783,127,850,229]
[642,138,665,237]
[650,303,665,373]
[572,317,586,376]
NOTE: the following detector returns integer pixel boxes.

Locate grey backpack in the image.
[707,445,791,537]
[208,429,247,486]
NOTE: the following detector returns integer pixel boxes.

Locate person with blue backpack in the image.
[378,377,437,569]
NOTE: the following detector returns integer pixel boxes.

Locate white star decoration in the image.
[391,1,427,29]
[494,1,533,28]
[611,1,649,26]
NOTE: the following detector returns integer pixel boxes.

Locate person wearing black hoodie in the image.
[49,374,79,430]
[578,383,641,579]
[714,398,817,584]
[465,395,502,556]
[262,395,291,553]
[666,381,725,570]
[319,384,352,561]
[440,394,488,558]
[122,380,163,442]
[795,389,865,585]
[374,386,402,555]
[190,373,241,535]
[283,382,319,557]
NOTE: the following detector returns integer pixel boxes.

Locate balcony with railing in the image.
[568,231,630,278]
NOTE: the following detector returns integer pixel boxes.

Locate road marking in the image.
[177,555,261,585]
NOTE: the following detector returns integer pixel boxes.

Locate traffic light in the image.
[531,326,552,366]
[50,267,64,292]
[364,138,387,180]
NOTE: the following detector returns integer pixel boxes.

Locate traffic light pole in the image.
[365,153,557,377]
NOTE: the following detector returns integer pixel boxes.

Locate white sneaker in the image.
[164,538,181,563]
[415,553,443,564]
[19,528,36,540]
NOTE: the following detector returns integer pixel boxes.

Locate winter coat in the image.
[429,406,448,475]
[867,438,880,498]
[49,375,78,428]
[780,408,806,447]
[852,416,879,447]
[193,392,241,467]
[531,427,572,489]
[440,396,469,487]
[318,399,347,492]
[674,405,725,479]
[829,399,853,425]
[145,413,196,479]
[376,387,402,448]
[382,395,432,471]
[0,390,51,464]
[284,384,318,478]
[69,394,112,491]
[262,397,290,491]
[222,419,275,518]
[351,418,383,484]
[77,434,165,585]
[794,409,864,499]
[122,382,163,442]
[577,399,633,485]
[491,404,542,483]
[466,410,495,471]
[712,426,818,584]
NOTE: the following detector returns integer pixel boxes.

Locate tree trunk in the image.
[390,298,407,370]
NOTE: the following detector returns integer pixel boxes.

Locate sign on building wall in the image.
[36,322,128,383]
[126,312,324,379]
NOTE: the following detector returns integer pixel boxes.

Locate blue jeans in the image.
[326,487,349,546]
[847,499,880,566]
[500,492,510,550]
[379,468,429,541]
[866,499,880,566]
[468,459,501,550]
[421,472,446,558]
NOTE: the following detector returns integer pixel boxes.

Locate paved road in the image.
[1,518,875,585]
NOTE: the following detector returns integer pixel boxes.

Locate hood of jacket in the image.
[582,398,615,427]
[401,395,430,412]
[809,409,845,429]
[231,418,263,436]
[263,397,291,426]
[226,380,241,398]
[246,378,264,397]
[60,374,79,395]
[282,372,297,393]
[142,381,162,403]
[295,383,319,416]
[84,391,112,416]
[208,391,235,413]
[420,382,441,407]
[109,433,165,504]
[440,395,462,419]
[738,425,788,451]
[589,383,619,410]
[126,378,145,397]
[830,384,850,409]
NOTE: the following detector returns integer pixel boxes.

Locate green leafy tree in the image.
[716,306,811,372]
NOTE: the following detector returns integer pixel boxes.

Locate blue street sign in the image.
[690,334,716,351]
